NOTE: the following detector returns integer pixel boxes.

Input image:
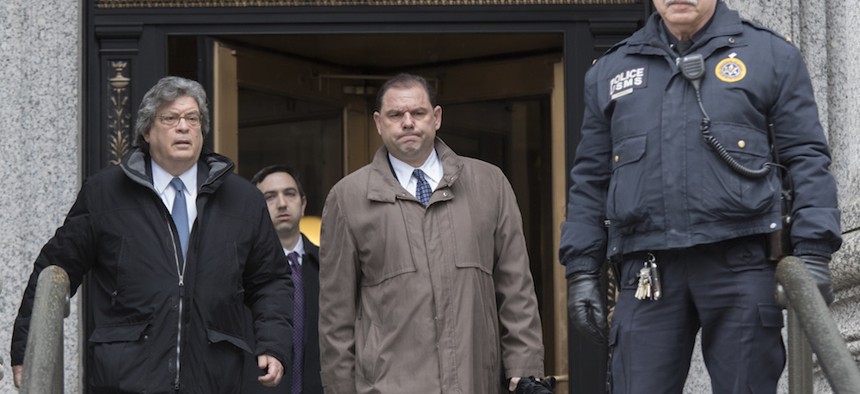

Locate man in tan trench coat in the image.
[319,73,545,394]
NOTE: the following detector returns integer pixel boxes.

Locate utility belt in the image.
[619,234,772,301]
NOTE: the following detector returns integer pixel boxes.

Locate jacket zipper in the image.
[163,211,186,391]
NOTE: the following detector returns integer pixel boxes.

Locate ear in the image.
[373,111,383,135]
[433,106,442,130]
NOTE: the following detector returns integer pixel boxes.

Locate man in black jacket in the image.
[247,165,323,394]
[11,76,292,393]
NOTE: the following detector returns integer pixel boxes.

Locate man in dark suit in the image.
[246,165,323,394]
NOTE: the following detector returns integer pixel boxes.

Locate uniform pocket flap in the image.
[758,303,784,328]
[207,328,253,353]
[89,322,149,343]
[612,135,647,170]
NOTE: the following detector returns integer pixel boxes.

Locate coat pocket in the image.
[695,122,779,223]
[88,321,153,391]
[197,301,255,353]
[206,328,253,353]
[607,134,654,233]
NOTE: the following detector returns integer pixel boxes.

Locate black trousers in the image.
[609,236,785,394]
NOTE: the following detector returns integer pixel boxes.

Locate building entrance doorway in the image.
[167,31,568,378]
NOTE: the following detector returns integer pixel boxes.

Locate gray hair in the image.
[134,76,210,150]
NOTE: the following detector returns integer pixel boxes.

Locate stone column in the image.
[819,0,860,392]
[0,0,82,392]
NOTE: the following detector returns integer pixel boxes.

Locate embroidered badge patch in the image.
[609,66,647,100]
[715,53,746,83]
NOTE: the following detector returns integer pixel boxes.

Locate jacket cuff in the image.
[564,256,602,278]
[793,240,833,260]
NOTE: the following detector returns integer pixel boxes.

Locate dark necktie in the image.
[169,178,189,257]
[413,169,432,206]
[288,252,303,394]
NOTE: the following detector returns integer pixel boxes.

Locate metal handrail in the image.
[20,265,70,394]
[776,256,860,394]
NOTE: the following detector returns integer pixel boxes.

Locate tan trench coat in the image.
[319,139,545,394]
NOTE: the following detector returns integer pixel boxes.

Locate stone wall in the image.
[0,0,82,392]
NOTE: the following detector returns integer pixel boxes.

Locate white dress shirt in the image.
[284,235,306,267]
[389,149,443,200]
[151,161,198,232]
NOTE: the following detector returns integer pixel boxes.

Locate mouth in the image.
[398,133,422,141]
[665,0,696,5]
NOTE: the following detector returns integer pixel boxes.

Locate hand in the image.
[567,269,607,344]
[13,365,23,388]
[256,354,284,387]
[799,254,834,305]
[511,376,556,393]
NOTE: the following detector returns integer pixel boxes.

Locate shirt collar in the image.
[152,161,198,196]
[388,148,442,188]
[284,235,306,265]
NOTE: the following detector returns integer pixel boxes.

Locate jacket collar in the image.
[120,146,235,194]
[624,1,744,57]
[366,137,464,203]
[300,234,320,268]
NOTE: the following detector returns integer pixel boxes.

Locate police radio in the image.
[679,53,706,90]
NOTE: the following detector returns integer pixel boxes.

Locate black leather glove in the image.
[512,376,556,394]
[798,254,834,305]
[567,269,607,344]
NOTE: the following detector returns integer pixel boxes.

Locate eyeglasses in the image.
[158,112,201,127]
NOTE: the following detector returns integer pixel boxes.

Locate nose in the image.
[402,112,415,128]
[276,194,288,209]
[175,117,191,132]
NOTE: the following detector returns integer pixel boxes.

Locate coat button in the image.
[729,36,736,44]
[737,140,746,148]
[614,155,620,162]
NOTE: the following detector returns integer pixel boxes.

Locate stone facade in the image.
[0,1,83,392]
[0,1,856,393]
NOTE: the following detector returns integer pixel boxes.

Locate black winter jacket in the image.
[560,1,842,275]
[11,148,293,393]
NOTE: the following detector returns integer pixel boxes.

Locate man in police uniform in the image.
[559,0,842,392]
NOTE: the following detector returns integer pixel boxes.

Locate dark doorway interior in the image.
[168,31,561,373]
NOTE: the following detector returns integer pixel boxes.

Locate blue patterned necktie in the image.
[413,169,432,206]
[288,252,303,394]
[169,178,189,257]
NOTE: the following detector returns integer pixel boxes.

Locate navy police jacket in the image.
[560,1,842,275]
